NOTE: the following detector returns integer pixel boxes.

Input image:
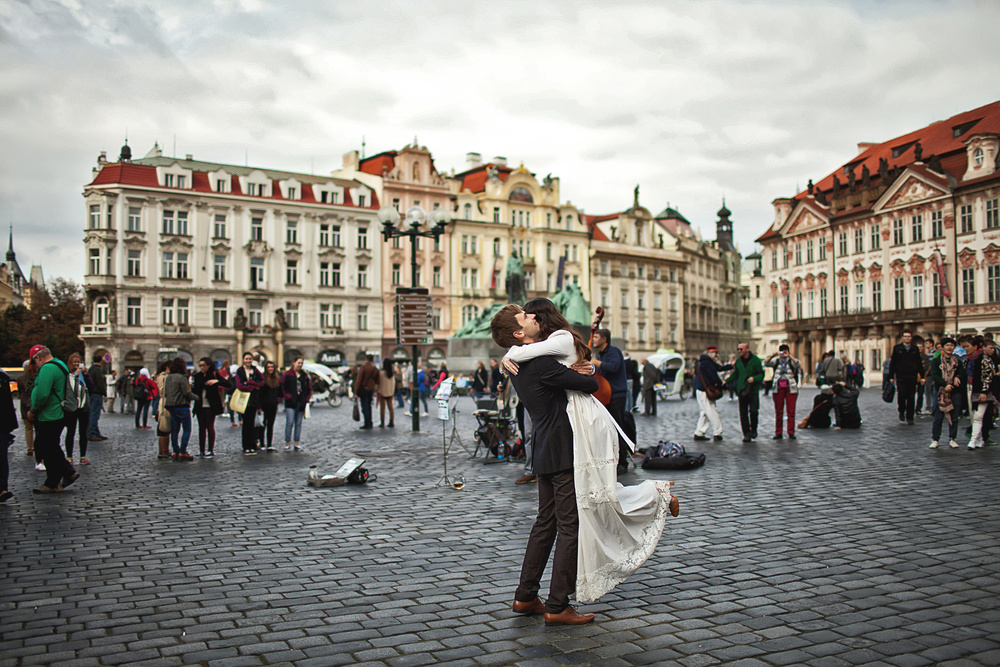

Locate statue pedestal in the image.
[447,337,506,373]
[236,331,245,361]
[274,329,284,368]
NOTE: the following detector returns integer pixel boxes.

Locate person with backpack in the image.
[765,344,802,440]
[26,344,78,494]
[63,353,94,465]
[133,368,156,429]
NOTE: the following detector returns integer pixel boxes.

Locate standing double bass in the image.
[588,307,613,406]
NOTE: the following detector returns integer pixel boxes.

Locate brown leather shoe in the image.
[62,472,80,489]
[515,474,537,485]
[669,494,680,517]
[32,485,62,494]
[512,597,545,615]
[544,605,595,626]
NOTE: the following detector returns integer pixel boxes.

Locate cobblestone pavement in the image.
[2,389,998,667]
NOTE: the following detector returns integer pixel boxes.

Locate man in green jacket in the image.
[734,342,765,443]
[27,344,78,493]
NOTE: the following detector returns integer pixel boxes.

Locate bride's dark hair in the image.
[522,298,592,362]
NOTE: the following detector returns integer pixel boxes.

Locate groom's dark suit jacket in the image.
[508,356,599,476]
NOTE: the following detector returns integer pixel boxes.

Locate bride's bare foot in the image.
[669,494,679,517]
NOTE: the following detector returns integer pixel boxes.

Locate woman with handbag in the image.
[377,359,395,428]
[235,352,264,455]
[164,357,197,461]
[765,344,803,440]
[63,353,94,465]
[153,362,171,460]
[692,345,732,441]
[281,357,311,450]
[259,360,282,451]
[193,357,229,457]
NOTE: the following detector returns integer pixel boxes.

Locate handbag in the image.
[882,382,896,403]
[229,389,250,414]
[352,401,360,422]
[158,410,171,433]
[254,410,264,428]
[697,366,723,400]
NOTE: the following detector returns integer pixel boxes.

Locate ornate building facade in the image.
[756,99,1000,378]
[80,143,382,371]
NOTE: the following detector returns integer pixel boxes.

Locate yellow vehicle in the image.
[3,366,24,398]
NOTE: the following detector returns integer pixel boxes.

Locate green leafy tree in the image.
[11,278,86,364]
[0,303,28,365]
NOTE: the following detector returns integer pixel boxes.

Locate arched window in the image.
[464,203,472,219]
[508,186,534,203]
[462,304,478,325]
[94,297,109,325]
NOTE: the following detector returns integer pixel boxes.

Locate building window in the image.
[894,276,905,310]
[931,210,943,238]
[433,235,442,253]
[870,223,881,250]
[391,264,401,286]
[461,268,469,289]
[319,303,331,329]
[287,220,298,244]
[772,295,779,322]
[213,214,226,238]
[90,205,101,229]
[358,265,368,288]
[251,217,263,241]
[213,255,226,281]
[932,272,942,306]
[782,245,790,268]
[127,250,141,277]
[128,207,141,232]
[853,228,863,254]
[795,242,803,265]
[962,267,975,304]
[432,307,442,330]
[357,227,368,249]
[621,289,629,309]
[162,210,175,235]
[462,305,478,325]
[332,225,341,247]
[892,218,904,245]
[872,280,882,311]
[795,292,803,319]
[960,204,973,233]
[126,297,141,326]
[872,348,882,372]
[988,265,1000,302]
[807,289,815,318]
[331,263,341,287]
[855,282,864,310]
[353,304,367,330]
[653,293,661,310]
[546,243,553,261]
[806,239,814,263]
[319,224,330,246]
[177,211,188,235]
[217,179,227,192]
[331,304,343,328]
[285,302,299,329]
[94,298,108,325]
[250,257,264,289]
[357,194,367,207]
[637,291,646,309]
[839,284,849,312]
[177,299,189,326]
[987,199,999,229]
[287,187,297,200]
[433,266,442,287]
[911,215,923,242]
[213,300,228,328]
[771,249,778,271]
[911,274,924,308]
[161,298,174,325]
[319,262,330,287]
[819,238,827,261]
[286,259,298,285]
[600,288,609,307]
[174,253,189,279]
[248,300,263,329]
[621,322,628,342]
[820,288,828,315]
[470,268,479,289]
[88,248,100,275]
[162,252,174,278]
[838,232,848,256]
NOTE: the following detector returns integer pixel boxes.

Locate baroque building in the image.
[756,99,1000,378]
[80,142,382,371]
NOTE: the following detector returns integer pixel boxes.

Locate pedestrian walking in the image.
[734,342,764,442]
[117,369,135,415]
[63,353,93,465]
[889,330,922,424]
[640,357,658,416]
[87,353,107,441]
[929,337,964,449]
[27,345,78,494]
[192,357,228,457]
[258,361,281,451]
[164,357,196,461]
[235,352,264,455]
[394,362,406,407]
[281,357,311,450]
[693,345,732,442]
[377,358,395,428]
[16,359,42,469]
[966,336,998,450]
[0,366,17,503]
[407,364,430,416]
[472,360,489,400]
[765,344,802,439]
[133,368,156,429]
[153,361,171,460]
[353,354,378,430]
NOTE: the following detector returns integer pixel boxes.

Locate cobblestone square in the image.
[2,389,998,666]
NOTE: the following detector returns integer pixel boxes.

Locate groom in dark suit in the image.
[491,304,600,625]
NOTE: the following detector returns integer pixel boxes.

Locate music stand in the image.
[434,394,466,490]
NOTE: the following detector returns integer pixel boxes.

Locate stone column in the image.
[274,329,284,369]
[236,330,245,361]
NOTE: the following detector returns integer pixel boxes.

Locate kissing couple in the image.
[490,298,679,626]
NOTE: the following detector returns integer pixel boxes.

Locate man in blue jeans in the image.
[87,354,108,441]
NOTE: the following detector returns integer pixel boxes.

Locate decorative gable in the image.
[874,172,949,212]
[779,201,829,238]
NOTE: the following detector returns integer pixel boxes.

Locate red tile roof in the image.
[453,164,512,193]
[300,183,317,203]
[88,162,160,187]
[191,171,212,192]
[230,174,242,195]
[360,151,397,176]
[583,214,613,241]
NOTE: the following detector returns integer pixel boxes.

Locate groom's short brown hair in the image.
[491,304,524,348]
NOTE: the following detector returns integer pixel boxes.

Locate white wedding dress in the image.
[505,330,674,602]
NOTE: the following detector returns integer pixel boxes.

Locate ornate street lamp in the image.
[379,204,451,432]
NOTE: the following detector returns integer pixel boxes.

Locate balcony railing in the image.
[784,305,946,332]
[81,323,111,335]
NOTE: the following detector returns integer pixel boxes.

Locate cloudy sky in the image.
[1,0,997,283]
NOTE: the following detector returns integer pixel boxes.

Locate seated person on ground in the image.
[803,385,834,429]
[832,382,862,429]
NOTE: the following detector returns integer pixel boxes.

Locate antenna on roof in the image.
[173,134,176,158]
[311,155,315,175]
[361,135,366,159]
[245,149,248,167]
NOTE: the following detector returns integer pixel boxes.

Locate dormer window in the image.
[287,187,297,200]
[358,194,367,207]
[177,175,186,189]
[164,174,174,187]
[891,141,916,159]
[974,148,985,167]
[953,119,981,138]
[216,179,227,192]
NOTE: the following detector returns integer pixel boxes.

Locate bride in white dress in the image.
[503,300,678,603]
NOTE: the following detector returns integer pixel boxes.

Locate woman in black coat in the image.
[258,360,282,451]
[192,357,230,457]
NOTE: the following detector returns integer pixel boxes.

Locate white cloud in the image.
[0,0,997,277]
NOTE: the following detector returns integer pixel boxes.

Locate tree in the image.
[9,278,86,364]
[0,303,28,365]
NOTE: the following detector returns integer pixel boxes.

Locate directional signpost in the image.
[396,287,433,345]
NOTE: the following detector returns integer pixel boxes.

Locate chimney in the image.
[466,152,482,169]
[185,153,193,161]
[492,156,507,167]
[98,151,107,165]
[342,150,360,171]
[857,142,876,155]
